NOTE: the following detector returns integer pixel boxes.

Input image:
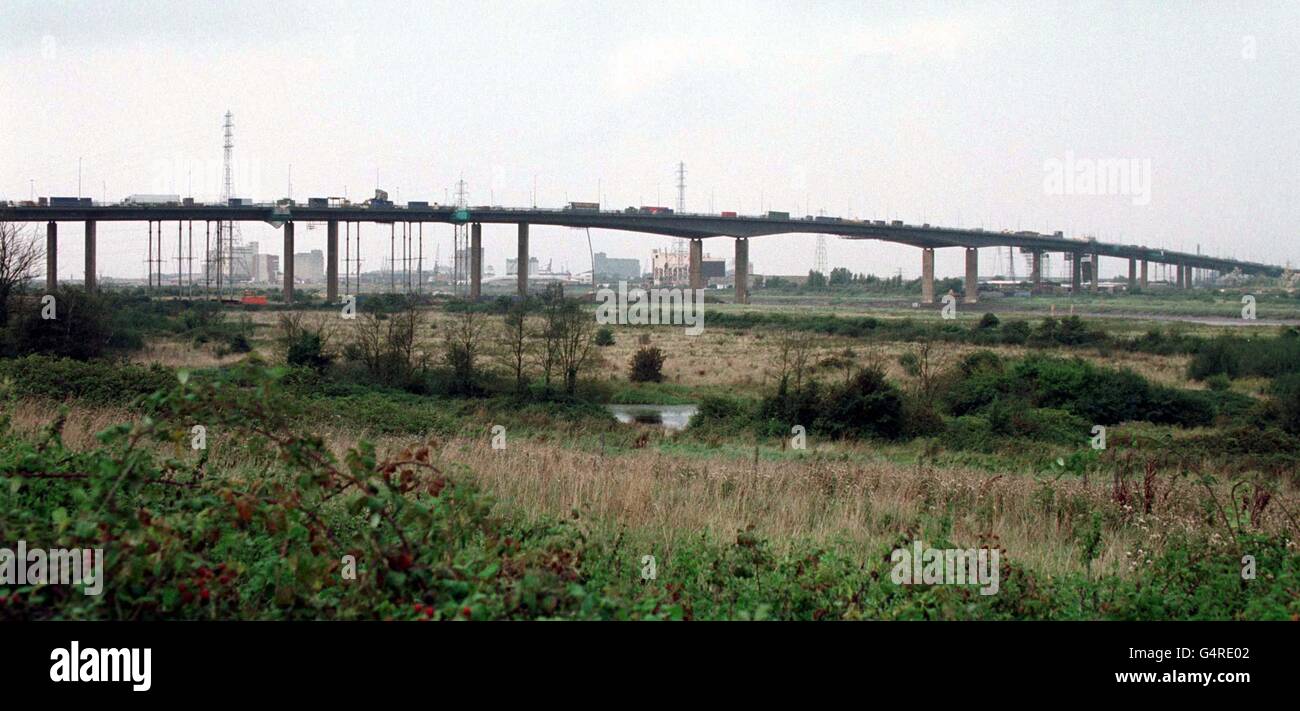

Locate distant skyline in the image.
[2,1,1297,282]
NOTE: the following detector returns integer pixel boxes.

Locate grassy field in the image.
[1,287,1298,620]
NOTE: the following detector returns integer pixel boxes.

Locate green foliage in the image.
[1,364,1296,620]
[0,355,173,406]
[594,327,615,347]
[1188,333,1300,380]
[629,346,666,383]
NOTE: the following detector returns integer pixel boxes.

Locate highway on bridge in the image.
[1,200,1285,305]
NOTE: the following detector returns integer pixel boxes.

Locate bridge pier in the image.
[964,247,978,303]
[1140,260,1148,289]
[689,238,703,290]
[1030,250,1042,293]
[1090,253,1100,293]
[1128,258,1136,292]
[921,248,935,303]
[283,222,295,304]
[326,220,339,303]
[734,237,749,304]
[1176,263,1186,289]
[470,223,482,300]
[1071,252,1082,294]
[516,223,529,297]
[84,220,97,293]
[45,222,57,292]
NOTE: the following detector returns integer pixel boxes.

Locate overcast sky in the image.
[2,0,1297,282]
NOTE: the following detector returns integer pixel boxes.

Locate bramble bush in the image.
[3,363,1296,621]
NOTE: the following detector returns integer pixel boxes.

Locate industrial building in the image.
[593,252,640,281]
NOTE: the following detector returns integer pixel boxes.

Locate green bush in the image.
[0,355,173,406]
[594,327,615,347]
[629,346,666,383]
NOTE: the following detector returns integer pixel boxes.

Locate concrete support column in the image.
[1177,263,1186,289]
[734,237,749,304]
[1090,253,1100,292]
[45,222,57,292]
[964,247,978,303]
[689,238,703,290]
[516,223,529,297]
[1128,257,1137,292]
[326,220,339,303]
[470,223,483,300]
[921,247,936,303]
[1072,252,1082,294]
[1140,260,1148,289]
[1030,250,1042,293]
[283,222,295,304]
[84,220,97,293]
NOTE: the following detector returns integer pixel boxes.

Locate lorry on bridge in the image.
[565,201,600,211]
[124,194,181,205]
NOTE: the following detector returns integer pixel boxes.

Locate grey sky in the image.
[2,0,1297,282]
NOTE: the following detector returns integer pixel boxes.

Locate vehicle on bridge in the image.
[720,211,738,217]
[637,206,673,215]
[49,197,93,207]
[565,201,600,211]
[125,194,181,205]
[767,210,790,219]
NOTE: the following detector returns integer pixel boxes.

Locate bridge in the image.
[0,201,1285,305]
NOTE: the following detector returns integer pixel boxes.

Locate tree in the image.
[442,309,486,395]
[0,221,44,327]
[536,284,595,396]
[772,329,815,392]
[630,346,666,382]
[555,298,596,396]
[498,301,532,393]
[345,306,427,385]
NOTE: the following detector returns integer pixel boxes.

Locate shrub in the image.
[629,346,666,383]
[814,367,904,440]
[5,289,117,360]
[594,327,615,347]
[1274,374,1300,434]
[978,312,1000,329]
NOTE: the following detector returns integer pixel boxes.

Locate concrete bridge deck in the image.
[0,202,1284,305]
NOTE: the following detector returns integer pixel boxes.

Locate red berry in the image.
[461,606,472,618]
[200,589,210,601]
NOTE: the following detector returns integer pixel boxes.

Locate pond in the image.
[606,404,699,431]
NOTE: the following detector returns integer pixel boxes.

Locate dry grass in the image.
[11,399,1294,581]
